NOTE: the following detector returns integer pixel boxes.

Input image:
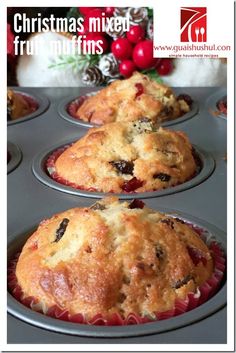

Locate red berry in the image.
[111,38,133,60]
[78,7,99,16]
[156,59,173,76]
[84,33,108,53]
[105,7,115,17]
[132,40,158,70]
[83,9,105,33]
[127,25,145,43]
[119,60,136,78]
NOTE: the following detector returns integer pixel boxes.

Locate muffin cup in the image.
[7,88,50,126]
[32,141,215,199]
[206,88,227,121]
[7,141,22,174]
[8,221,225,327]
[58,91,199,128]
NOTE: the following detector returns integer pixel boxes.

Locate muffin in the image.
[15,197,214,320]
[47,120,198,193]
[217,96,227,116]
[72,72,192,125]
[7,89,38,120]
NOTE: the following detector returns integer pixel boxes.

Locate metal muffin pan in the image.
[32,141,215,199]
[57,89,199,128]
[7,87,227,343]
[206,87,227,120]
[7,212,226,338]
[7,87,50,126]
[7,141,22,174]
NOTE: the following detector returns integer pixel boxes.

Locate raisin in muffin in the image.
[15,197,214,320]
[74,72,192,125]
[50,120,198,193]
[7,89,37,120]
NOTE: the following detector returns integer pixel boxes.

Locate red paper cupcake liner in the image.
[67,95,94,122]
[216,97,227,116]
[45,145,201,194]
[16,92,39,115]
[46,144,98,192]
[8,225,226,326]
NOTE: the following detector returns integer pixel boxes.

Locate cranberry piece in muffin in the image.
[47,120,198,194]
[73,72,192,125]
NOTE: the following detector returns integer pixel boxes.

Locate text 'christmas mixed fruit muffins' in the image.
[12,197,223,323]
[71,72,192,125]
[47,120,198,193]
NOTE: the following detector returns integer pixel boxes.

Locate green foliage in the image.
[142,68,163,83]
[48,54,100,72]
[66,7,81,19]
[147,7,153,18]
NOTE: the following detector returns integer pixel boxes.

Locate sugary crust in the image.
[53,122,197,193]
[75,72,190,124]
[16,197,214,319]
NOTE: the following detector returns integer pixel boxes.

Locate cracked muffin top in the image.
[73,72,192,125]
[49,120,198,193]
[16,197,214,320]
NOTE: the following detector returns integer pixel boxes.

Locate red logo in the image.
[180,7,207,42]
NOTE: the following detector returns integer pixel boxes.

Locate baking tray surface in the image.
[7,210,226,338]
[206,88,227,120]
[7,141,22,174]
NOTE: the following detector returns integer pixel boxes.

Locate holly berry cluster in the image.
[111,27,173,77]
[67,7,174,85]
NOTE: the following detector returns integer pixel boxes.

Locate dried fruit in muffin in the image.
[74,72,192,125]
[49,120,198,193]
[15,197,214,320]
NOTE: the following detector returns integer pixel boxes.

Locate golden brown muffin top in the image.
[75,72,191,125]
[53,121,197,193]
[16,197,213,320]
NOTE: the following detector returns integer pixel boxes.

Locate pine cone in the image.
[128,7,148,27]
[98,53,120,78]
[147,19,154,40]
[82,66,106,86]
[106,77,121,85]
[113,7,129,17]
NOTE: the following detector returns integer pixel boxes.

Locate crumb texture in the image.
[16,197,213,319]
[53,122,197,193]
[76,72,191,125]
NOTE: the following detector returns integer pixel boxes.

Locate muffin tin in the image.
[58,89,199,128]
[7,141,22,174]
[7,87,50,126]
[7,213,226,338]
[7,87,227,343]
[206,88,227,120]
